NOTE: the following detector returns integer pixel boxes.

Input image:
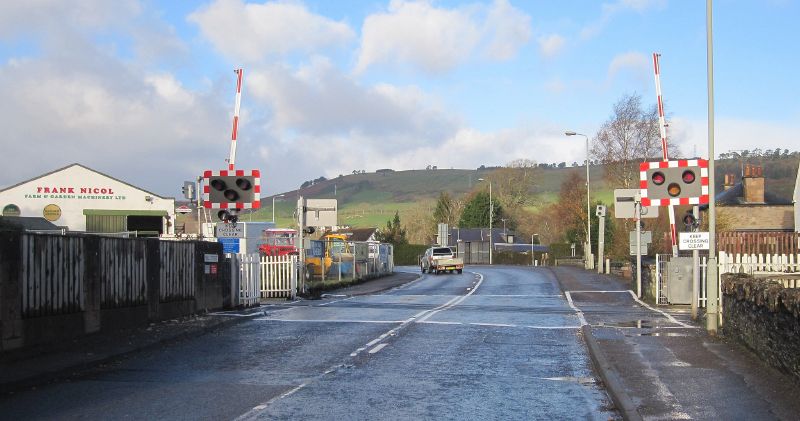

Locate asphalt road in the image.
[0,266,619,420]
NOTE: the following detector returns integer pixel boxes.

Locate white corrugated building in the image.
[0,163,175,236]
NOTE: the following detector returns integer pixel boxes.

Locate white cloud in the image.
[246,58,458,141]
[669,117,800,159]
[607,51,650,84]
[355,0,531,74]
[580,0,666,39]
[0,1,142,37]
[188,0,355,62]
[483,0,533,60]
[537,34,566,58]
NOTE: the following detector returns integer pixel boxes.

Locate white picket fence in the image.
[260,255,297,299]
[718,251,800,275]
[237,253,262,307]
[231,253,298,305]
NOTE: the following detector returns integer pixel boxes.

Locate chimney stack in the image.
[723,173,735,191]
[742,164,765,203]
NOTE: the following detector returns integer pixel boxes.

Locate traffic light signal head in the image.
[217,209,239,224]
[203,169,261,209]
[639,159,709,206]
[683,210,699,230]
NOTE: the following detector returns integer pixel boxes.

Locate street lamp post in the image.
[272,194,284,224]
[565,131,593,270]
[478,178,493,265]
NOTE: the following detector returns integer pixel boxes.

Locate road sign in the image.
[176,205,192,214]
[629,230,652,244]
[679,232,710,250]
[639,159,709,206]
[304,199,337,227]
[630,244,649,255]
[309,240,324,257]
[218,237,240,253]
[614,189,659,219]
[216,222,244,238]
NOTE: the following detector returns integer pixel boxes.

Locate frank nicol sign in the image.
[0,164,175,233]
[28,185,125,200]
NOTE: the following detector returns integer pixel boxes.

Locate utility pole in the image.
[596,205,606,274]
[706,0,719,334]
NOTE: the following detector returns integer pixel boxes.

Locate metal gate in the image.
[260,255,298,299]
[232,253,298,304]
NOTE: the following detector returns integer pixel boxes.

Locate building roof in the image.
[449,228,518,244]
[494,243,550,253]
[337,227,379,242]
[0,163,173,199]
[715,181,791,206]
[0,216,61,231]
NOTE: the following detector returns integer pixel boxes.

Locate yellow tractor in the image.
[305,233,354,280]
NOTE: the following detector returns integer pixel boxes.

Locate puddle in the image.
[596,320,653,329]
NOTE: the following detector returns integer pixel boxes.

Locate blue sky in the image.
[0,0,798,197]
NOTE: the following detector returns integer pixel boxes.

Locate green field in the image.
[241,166,615,229]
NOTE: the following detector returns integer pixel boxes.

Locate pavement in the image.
[550,265,800,420]
[3,266,799,420]
[0,271,418,395]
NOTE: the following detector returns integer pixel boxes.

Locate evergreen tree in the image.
[458,192,503,228]
[376,211,408,245]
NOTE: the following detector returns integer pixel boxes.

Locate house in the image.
[337,227,379,242]
[715,164,794,232]
[446,228,548,264]
[795,160,800,233]
[713,163,799,255]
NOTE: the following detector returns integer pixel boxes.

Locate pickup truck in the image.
[420,246,464,274]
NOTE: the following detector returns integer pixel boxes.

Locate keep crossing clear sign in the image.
[679,232,710,250]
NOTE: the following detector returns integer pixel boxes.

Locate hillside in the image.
[245,154,800,231]
[249,166,612,228]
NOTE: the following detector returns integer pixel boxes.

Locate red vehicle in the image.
[258,228,298,256]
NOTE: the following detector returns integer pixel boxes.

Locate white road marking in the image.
[253,318,403,324]
[417,320,463,325]
[416,273,484,323]
[476,294,563,298]
[568,290,630,293]
[564,291,588,326]
[564,289,695,329]
[235,383,307,421]
[207,312,263,318]
[318,296,355,306]
[349,272,485,358]
[469,322,515,328]
[627,290,694,328]
[368,343,388,354]
[528,324,585,330]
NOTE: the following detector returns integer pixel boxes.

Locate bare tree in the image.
[591,93,680,189]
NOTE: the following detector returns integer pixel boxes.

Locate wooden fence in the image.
[717,232,800,256]
[15,233,205,318]
[20,234,85,317]
[100,237,147,309]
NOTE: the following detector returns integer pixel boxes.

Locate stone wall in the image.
[721,273,800,383]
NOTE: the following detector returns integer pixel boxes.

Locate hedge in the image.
[393,243,429,265]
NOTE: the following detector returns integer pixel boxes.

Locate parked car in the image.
[421,246,464,274]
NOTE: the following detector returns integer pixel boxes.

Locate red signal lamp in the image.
[652,171,666,185]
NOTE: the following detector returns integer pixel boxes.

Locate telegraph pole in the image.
[706,0,719,334]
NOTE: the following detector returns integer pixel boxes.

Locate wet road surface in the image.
[0,266,619,420]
